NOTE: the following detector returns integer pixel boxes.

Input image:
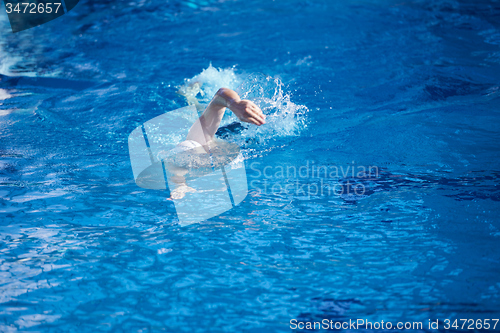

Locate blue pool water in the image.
[1,0,500,331]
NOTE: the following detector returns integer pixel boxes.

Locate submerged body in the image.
[159,87,265,199]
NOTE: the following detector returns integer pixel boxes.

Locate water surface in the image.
[1,0,500,331]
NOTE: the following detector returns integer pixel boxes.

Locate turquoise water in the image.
[1,0,500,331]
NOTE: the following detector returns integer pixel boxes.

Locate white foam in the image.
[177,64,241,103]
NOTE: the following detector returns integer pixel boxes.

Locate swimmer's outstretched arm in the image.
[165,88,264,200]
[185,88,266,147]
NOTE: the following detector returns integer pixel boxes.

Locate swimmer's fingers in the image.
[248,103,266,123]
[248,110,266,125]
[245,116,263,126]
[231,100,266,125]
[240,113,264,126]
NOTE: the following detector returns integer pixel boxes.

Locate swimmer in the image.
[159,87,266,199]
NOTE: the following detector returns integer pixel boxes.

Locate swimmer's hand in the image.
[229,100,266,126]
[215,88,266,126]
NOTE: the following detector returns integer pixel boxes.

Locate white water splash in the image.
[177,64,241,104]
[177,65,308,154]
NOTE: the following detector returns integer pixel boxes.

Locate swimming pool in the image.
[1,0,500,331]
